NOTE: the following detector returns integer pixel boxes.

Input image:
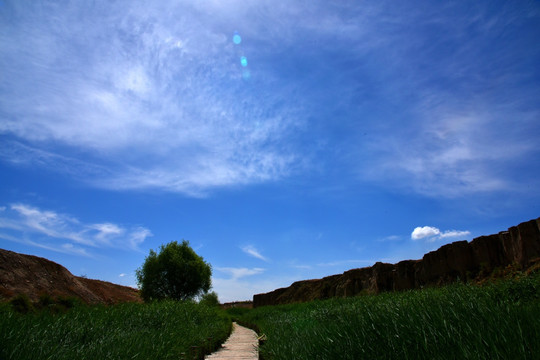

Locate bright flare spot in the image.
[233,34,242,45]
[240,56,248,67]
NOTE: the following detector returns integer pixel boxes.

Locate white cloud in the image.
[119,273,126,277]
[216,267,265,280]
[241,245,269,262]
[411,226,441,240]
[411,226,470,241]
[0,203,151,255]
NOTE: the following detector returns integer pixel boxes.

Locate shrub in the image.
[200,291,220,307]
[9,295,34,314]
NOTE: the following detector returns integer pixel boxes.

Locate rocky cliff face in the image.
[253,217,540,307]
[0,248,141,304]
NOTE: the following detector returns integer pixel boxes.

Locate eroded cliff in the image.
[253,217,540,307]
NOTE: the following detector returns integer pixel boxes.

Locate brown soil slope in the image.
[0,248,141,304]
[254,217,540,307]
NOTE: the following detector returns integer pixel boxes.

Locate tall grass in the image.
[0,300,231,360]
[239,273,540,360]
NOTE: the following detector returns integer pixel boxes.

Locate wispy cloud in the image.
[353,3,540,198]
[2,1,537,200]
[364,106,537,197]
[377,235,402,242]
[0,232,91,257]
[241,245,269,262]
[129,227,153,249]
[216,267,265,280]
[90,223,125,243]
[411,226,470,242]
[0,203,152,255]
[0,0,305,197]
[439,230,472,239]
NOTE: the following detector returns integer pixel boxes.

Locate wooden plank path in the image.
[205,322,259,360]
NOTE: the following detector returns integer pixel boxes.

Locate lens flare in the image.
[240,56,248,67]
[233,33,242,45]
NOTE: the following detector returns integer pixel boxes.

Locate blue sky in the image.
[1,0,539,302]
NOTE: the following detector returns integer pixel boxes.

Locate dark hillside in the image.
[0,248,141,304]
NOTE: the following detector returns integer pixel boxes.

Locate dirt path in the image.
[205,322,258,360]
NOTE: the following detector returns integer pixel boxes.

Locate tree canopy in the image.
[136,240,212,302]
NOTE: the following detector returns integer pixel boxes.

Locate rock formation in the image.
[253,217,540,307]
[0,248,141,304]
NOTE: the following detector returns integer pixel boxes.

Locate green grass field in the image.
[2,273,539,360]
[236,272,540,360]
[0,300,231,360]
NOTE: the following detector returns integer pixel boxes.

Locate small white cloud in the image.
[241,245,269,262]
[412,226,470,241]
[0,206,6,211]
[411,226,441,240]
[119,273,126,277]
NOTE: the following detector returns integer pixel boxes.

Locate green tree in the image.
[199,291,220,307]
[136,240,212,302]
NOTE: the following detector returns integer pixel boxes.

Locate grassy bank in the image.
[238,273,540,360]
[0,300,231,360]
